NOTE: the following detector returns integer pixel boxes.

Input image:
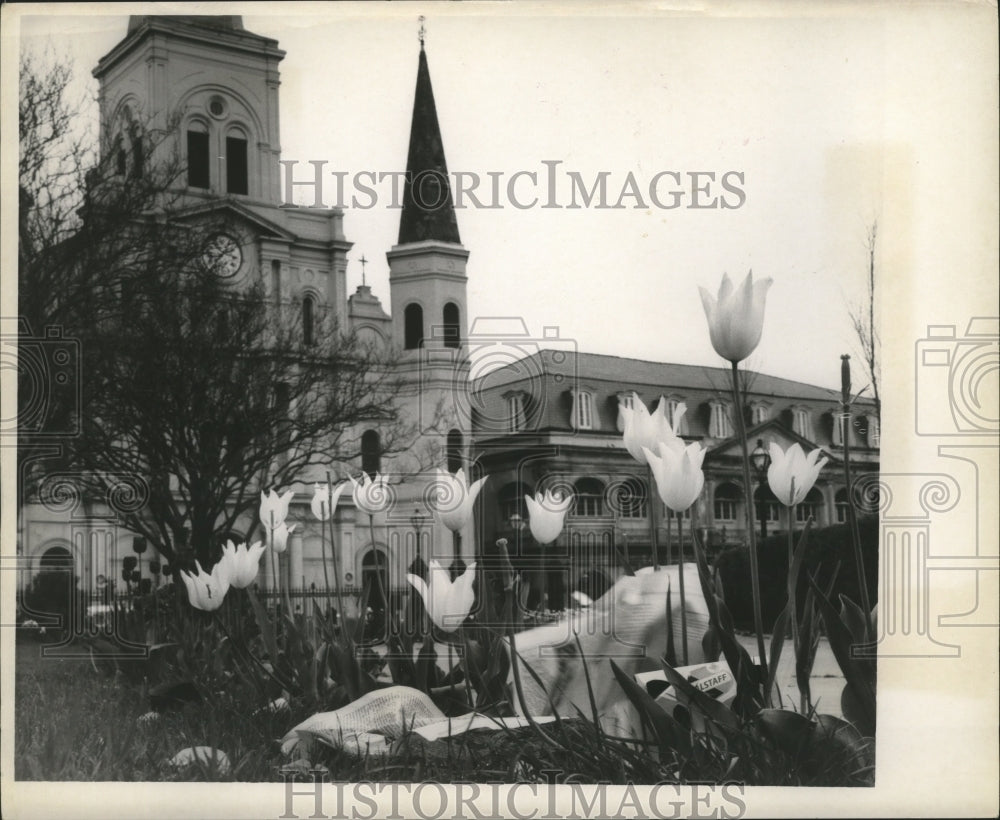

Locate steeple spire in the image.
[397,35,461,245]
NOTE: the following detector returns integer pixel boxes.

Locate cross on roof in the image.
[359,254,368,286]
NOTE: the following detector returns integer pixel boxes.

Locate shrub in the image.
[21,570,84,638]
[715,516,878,630]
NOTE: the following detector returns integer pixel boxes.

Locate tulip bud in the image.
[524,490,573,545]
[430,468,488,533]
[767,442,828,507]
[699,271,773,364]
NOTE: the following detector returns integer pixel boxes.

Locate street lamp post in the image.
[409,506,428,564]
[750,438,772,539]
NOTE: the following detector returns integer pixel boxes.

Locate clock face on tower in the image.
[204,234,243,278]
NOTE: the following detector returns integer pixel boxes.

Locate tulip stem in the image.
[730,360,769,697]
[677,514,689,665]
[320,477,332,608]
[787,504,803,713]
[459,628,475,707]
[647,465,660,571]
[324,472,349,650]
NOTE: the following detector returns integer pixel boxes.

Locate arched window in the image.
[835,487,849,523]
[663,503,691,520]
[114,135,127,176]
[186,125,210,189]
[361,430,381,479]
[442,302,460,349]
[573,478,605,517]
[714,482,741,522]
[302,294,315,346]
[226,128,249,195]
[131,132,144,179]
[796,487,823,524]
[404,303,424,350]
[446,429,463,474]
[617,477,648,519]
[361,550,389,611]
[753,484,781,524]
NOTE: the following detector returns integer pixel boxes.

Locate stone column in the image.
[289,530,304,590]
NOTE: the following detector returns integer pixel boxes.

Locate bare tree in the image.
[849,221,880,420]
[18,55,435,567]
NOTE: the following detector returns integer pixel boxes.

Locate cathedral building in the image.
[18,16,879,615]
[19,16,473,611]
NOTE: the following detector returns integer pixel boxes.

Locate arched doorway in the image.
[39,546,74,573]
[361,549,389,610]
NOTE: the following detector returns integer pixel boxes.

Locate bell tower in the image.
[386,33,474,567]
[387,38,469,358]
[93,15,285,204]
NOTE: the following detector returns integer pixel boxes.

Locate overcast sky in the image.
[15,4,996,391]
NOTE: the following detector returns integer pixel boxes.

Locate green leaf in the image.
[756,708,815,756]
[664,584,678,668]
[838,594,871,647]
[416,638,439,693]
[807,575,875,735]
[765,603,790,705]
[246,586,278,665]
[610,659,692,758]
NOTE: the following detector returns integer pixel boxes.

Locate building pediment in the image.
[706,419,839,465]
[171,199,297,242]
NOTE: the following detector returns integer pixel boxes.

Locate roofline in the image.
[471,348,874,405]
[94,17,285,80]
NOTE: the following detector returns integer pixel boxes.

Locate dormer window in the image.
[831,410,845,446]
[665,397,689,435]
[868,416,880,448]
[616,392,636,432]
[572,389,595,430]
[506,392,527,433]
[792,407,813,439]
[709,401,732,438]
[751,402,770,426]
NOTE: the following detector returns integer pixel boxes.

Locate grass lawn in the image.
[14,626,854,784]
[14,637,296,781]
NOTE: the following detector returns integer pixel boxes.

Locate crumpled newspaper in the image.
[167,746,231,775]
[282,564,708,754]
[510,563,710,738]
[281,687,446,755]
[281,686,557,757]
